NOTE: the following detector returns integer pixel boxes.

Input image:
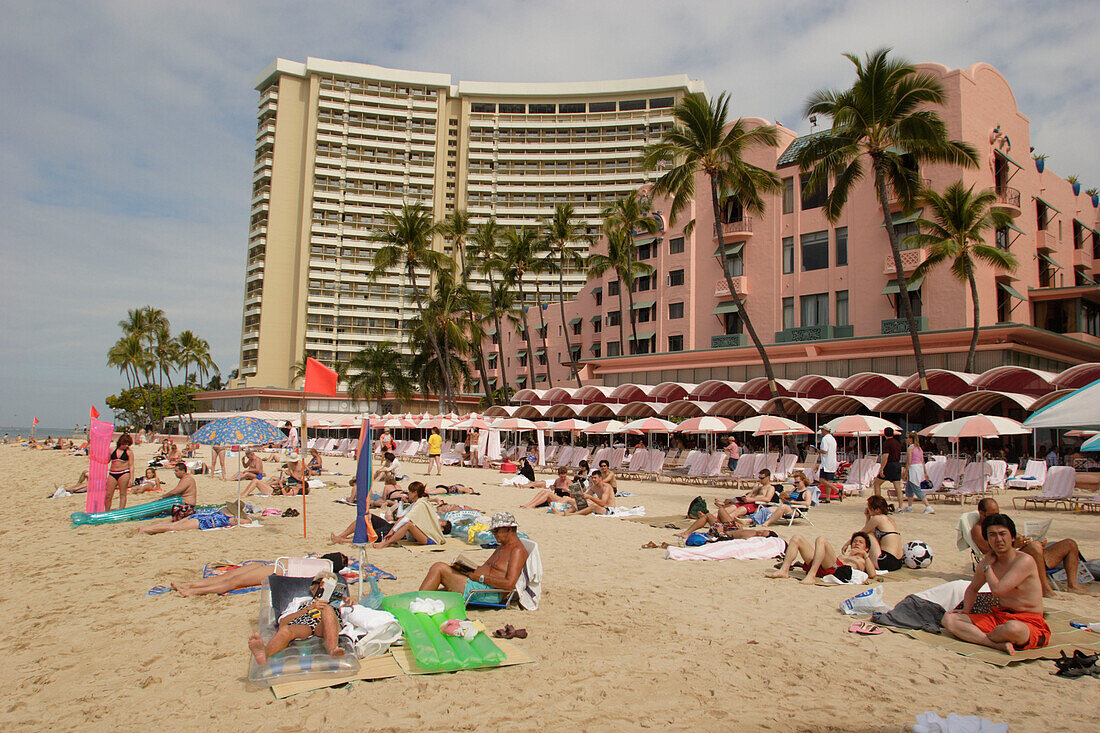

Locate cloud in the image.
[1,0,1097,425]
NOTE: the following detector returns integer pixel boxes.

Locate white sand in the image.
[4,442,1099,731]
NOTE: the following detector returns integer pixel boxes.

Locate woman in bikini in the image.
[521,467,573,509]
[854,494,905,571]
[131,467,164,494]
[306,448,323,476]
[766,531,878,584]
[105,433,134,510]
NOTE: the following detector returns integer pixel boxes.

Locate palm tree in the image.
[442,209,493,400]
[469,219,509,399]
[487,280,518,398]
[290,355,309,384]
[794,48,979,391]
[108,332,152,422]
[419,268,469,410]
[532,261,558,387]
[441,209,474,278]
[343,342,413,410]
[454,283,494,403]
[153,324,184,431]
[642,92,783,395]
[502,226,547,388]
[586,227,654,356]
[370,203,454,405]
[176,330,216,431]
[907,181,1018,372]
[602,191,662,348]
[542,203,589,386]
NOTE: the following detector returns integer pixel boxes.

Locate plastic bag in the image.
[839,586,889,615]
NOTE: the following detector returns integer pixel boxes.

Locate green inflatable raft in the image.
[71,496,184,526]
[382,590,506,672]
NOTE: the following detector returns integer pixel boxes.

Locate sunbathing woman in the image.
[856,495,905,571]
[51,469,89,496]
[248,571,348,664]
[131,467,165,494]
[306,448,323,476]
[521,467,572,508]
[766,531,877,584]
[239,460,306,498]
[172,552,347,596]
[105,433,135,510]
[427,483,479,495]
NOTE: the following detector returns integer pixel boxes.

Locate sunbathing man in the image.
[597,460,619,494]
[419,512,529,602]
[971,498,1086,596]
[249,571,348,664]
[172,553,348,596]
[719,468,778,522]
[231,450,265,481]
[766,531,878,585]
[551,472,615,516]
[942,513,1050,655]
[162,462,198,510]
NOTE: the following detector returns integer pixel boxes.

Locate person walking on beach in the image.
[809,425,842,502]
[427,427,443,475]
[105,433,135,510]
[724,435,740,472]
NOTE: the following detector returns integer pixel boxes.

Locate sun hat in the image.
[489,512,518,530]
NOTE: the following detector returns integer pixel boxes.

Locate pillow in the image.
[268,575,313,619]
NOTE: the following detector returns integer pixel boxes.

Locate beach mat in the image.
[392,638,533,675]
[883,609,1100,666]
[269,653,403,698]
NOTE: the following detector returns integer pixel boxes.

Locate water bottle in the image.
[361,575,383,610]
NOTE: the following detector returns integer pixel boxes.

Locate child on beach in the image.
[248,571,349,663]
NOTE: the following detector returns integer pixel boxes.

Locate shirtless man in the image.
[163,462,198,509]
[971,498,1086,596]
[552,472,615,516]
[597,460,618,495]
[942,513,1050,655]
[231,450,265,481]
[419,512,529,602]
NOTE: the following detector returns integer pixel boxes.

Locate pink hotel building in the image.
[486,62,1100,403]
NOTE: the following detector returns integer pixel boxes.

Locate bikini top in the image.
[110,447,130,462]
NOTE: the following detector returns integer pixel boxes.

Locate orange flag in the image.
[90,405,100,420]
[304,357,338,396]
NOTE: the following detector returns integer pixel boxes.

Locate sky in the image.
[1,0,1097,427]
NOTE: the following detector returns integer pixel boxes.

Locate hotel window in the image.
[801,292,829,327]
[570,345,581,361]
[800,175,828,210]
[669,302,684,319]
[636,241,655,260]
[649,97,674,109]
[668,269,685,286]
[594,290,603,306]
[635,305,656,324]
[529,103,555,114]
[835,227,848,266]
[725,253,743,278]
[782,297,795,330]
[782,177,794,214]
[668,334,684,352]
[499,103,525,114]
[608,280,620,296]
[1073,220,1083,249]
[669,236,685,254]
[1036,200,1048,231]
[593,318,602,333]
[995,226,1010,251]
[619,99,646,111]
[590,101,616,113]
[591,344,602,358]
[607,311,621,327]
[571,320,582,336]
[559,103,585,114]
[836,290,849,327]
[782,237,795,274]
[607,341,621,357]
[801,231,829,271]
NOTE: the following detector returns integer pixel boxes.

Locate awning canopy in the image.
[713,242,745,257]
[1036,196,1061,215]
[632,300,655,310]
[591,286,603,296]
[712,301,741,315]
[888,208,924,226]
[994,148,1023,170]
[627,332,655,341]
[1078,271,1099,286]
[589,314,601,323]
[882,275,925,295]
[535,348,546,356]
[1038,251,1064,270]
[998,282,1026,301]
[486,328,497,336]
[568,317,582,326]
[1005,221,1025,235]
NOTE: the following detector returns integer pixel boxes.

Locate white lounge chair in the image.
[1006,459,1047,490]
[1013,466,1076,511]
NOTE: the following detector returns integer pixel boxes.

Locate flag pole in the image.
[301,391,307,539]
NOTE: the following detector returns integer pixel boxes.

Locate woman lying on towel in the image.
[50,469,89,496]
[130,467,165,495]
[765,532,877,585]
[172,553,348,597]
[248,571,350,664]
[139,502,250,535]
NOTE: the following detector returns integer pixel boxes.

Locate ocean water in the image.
[0,426,83,438]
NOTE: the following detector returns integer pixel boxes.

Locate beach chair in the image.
[940,457,966,490]
[642,450,667,480]
[985,460,1007,492]
[694,453,727,485]
[761,486,819,527]
[1006,460,1047,490]
[662,450,701,479]
[274,556,333,577]
[1070,489,1100,512]
[441,448,462,466]
[773,454,798,481]
[839,458,876,497]
[800,453,819,480]
[568,448,591,470]
[670,452,711,484]
[618,448,651,480]
[725,453,756,488]
[938,462,991,504]
[1012,466,1076,511]
[465,539,541,610]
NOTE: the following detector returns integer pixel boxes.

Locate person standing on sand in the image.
[427,427,443,475]
[724,435,740,471]
[808,426,842,502]
[105,433,135,510]
[942,514,1050,655]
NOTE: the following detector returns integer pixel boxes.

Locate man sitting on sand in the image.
[942,513,1050,654]
[230,450,265,481]
[971,498,1087,596]
[419,512,529,601]
[172,553,348,596]
[551,472,615,516]
[766,532,877,585]
[162,462,198,511]
[249,571,348,665]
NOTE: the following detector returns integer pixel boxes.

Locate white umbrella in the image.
[919,415,1029,439]
[675,416,737,433]
[620,417,678,433]
[452,417,492,430]
[583,419,642,435]
[822,415,903,437]
[1024,379,1100,429]
[550,419,592,432]
[493,417,539,431]
[730,415,814,436]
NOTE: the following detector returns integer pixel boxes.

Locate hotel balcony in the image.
[883,247,928,275]
[713,218,753,241]
[991,186,1021,218]
[881,317,929,335]
[713,276,749,297]
[888,179,931,207]
[1074,248,1093,269]
[775,325,854,343]
[1036,230,1056,250]
[711,333,747,349]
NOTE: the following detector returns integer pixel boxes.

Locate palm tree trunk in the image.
[533,280,553,387]
[516,281,538,387]
[408,263,454,407]
[616,284,626,357]
[487,271,508,403]
[966,270,981,374]
[624,271,640,353]
[163,370,184,435]
[872,157,928,392]
[134,365,154,428]
[558,248,582,386]
[708,178,784,407]
[474,340,493,405]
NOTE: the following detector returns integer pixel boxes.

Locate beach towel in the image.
[911,712,1007,733]
[513,538,542,611]
[594,506,646,518]
[665,536,786,561]
[405,498,447,545]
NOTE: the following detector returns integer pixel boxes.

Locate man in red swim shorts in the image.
[941,513,1050,655]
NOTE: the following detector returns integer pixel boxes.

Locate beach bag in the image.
[685,532,708,547]
[839,586,888,615]
[920,480,933,493]
[687,496,708,519]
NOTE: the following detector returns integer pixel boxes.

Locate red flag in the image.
[304,357,338,396]
[32,417,39,425]
[90,405,100,420]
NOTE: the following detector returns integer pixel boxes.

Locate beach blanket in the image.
[882,609,1100,666]
[665,536,786,562]
[594,506,646,518]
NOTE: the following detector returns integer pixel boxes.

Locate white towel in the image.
[408,597,445,615]
[595,506,646,518]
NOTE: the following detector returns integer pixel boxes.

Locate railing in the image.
[883,247,927,274]
[881,317,929,334]
[775,325,853,342]
[715,218,753,239]
[714,276,748,297]
[994,186,1021,209]
[711,333,746,349]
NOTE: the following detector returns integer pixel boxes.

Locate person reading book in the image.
[419,512,528,601]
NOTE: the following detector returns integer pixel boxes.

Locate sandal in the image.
[640,541,659,549]
[848,621,883,635]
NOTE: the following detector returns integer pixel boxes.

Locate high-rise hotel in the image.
[239,57,704,389]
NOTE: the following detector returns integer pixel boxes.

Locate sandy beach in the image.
[5,442,1099,732]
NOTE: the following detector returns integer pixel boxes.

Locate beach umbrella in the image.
[1081,434,1100,452]
[533,421,555,429]
[675,416,737,433]
[919,415,1029,439]
[821,415,903,437]
[493,417,539,431]
[551,419,592,432]
[583,419,643,436]
[378,417,416,429]
[1065,429,1098,437]
[452,417,492,430]
[730,415,813,436]
[190,416,285,524]
[1023,379,1100,430]
[420,416,457,430]
[621,417,678,433]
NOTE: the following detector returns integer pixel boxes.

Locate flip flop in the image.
[640,541,659,549]
[848,621,883,635]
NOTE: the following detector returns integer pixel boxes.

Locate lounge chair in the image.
[935,462,991,504]
[608,447,627,470]
[1070,489,1100,512]
[800,453,819,480]
[662,450,703,479]
[985,460,1008,493]
[839,458,876,496]
[465,539,542,610]
[618,448,651,480]
[642,449,667,480]
[1012,466,1076,511]
[1006,460,1047,490]
[695,452,728,486]
[773,454,798,481]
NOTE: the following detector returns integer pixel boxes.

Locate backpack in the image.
[687,496,709,519]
